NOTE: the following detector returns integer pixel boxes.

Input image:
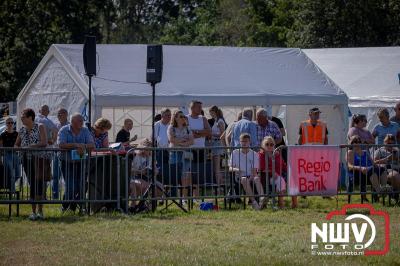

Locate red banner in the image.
[288,146,340,196]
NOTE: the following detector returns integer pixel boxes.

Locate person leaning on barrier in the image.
[0,117,20,192]
[229,133,266,210]
[346,135,389,202]
[298,107,328,145]
[115,118,137,147]
[57,113,95,213]
[259,136,297,209]
[255,108,282,146]
[15,108,48,221]
[372,108,400,145]
[373,134,400,203]
[347,114,374,144]
[91,117,112,149]
[128,139,162,213]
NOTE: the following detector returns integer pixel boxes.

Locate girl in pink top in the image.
[347,114,374,144]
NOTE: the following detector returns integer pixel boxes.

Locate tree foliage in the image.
[1,0,399,101]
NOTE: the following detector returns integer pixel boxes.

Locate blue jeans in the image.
[169,151,191,173]
[4,152,21,192]
[61,160,85,211]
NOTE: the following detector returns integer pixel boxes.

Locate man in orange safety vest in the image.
[298,107,328,145]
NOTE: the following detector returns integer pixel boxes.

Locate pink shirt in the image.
[347,127,373,143]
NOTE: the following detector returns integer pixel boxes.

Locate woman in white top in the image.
[209,106,225,187]
[14,108,48,220]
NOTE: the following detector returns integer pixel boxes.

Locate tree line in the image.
[1,0,399,101]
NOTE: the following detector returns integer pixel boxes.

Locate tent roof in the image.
[304,47,400,107]
[21,44,348,107]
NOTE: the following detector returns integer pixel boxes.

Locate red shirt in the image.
[258,151,287,176]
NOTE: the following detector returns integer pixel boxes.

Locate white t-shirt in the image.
[187,115,205,147]
[154,121,169,148]
[229,149,259,176]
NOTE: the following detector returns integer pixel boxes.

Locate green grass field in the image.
[0,197,399,266]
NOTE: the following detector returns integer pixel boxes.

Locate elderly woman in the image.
[346,135,388,202]
[258,136,297,208]
[347,114,375,144]
[14,108,48,220]
[168,110,194,199]
[91,118,112,149]
[374,134,400,203]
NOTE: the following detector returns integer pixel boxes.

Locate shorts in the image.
[210,139,224,156]
[260,172,287,193]
[169,151,191,173]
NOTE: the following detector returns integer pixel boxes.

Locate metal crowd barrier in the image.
[0,147,123,216]
[123,145,283,213]
[338,144,400,205]
[2,144,399,217]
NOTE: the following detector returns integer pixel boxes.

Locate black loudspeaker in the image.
[83,36,96,76]
[146,45,163,84]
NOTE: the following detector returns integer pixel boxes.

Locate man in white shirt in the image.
[186,100,211,162]
[229,133,266,210]
[154,108,171,167]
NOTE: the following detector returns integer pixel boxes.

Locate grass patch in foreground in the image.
[0,197,399,265]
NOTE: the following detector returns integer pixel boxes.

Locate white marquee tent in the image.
[304,47,400,130]
[17,44,348,144]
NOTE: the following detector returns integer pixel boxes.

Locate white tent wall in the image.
[17,56,87,127]
[17,44,349,144]
[101,104,347,145]
[304,47,400,132]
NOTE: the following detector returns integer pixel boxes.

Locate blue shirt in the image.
[57,125,94,160]
[57,125,94,145]
[231,118,257,147]
[36,115,57,141]
[372,121,400,144]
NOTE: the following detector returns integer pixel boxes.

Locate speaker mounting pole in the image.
[146,44,163,212]
[151,81,156,212]
[88,74,93,126]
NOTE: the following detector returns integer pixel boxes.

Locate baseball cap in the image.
[309,107,321,114]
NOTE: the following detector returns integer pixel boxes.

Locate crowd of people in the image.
[1,100,400,219]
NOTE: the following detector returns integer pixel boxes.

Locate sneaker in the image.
[259,197,269,209]
[28,213,37,221]
[36,212,44,220]
[251,201,261,210]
